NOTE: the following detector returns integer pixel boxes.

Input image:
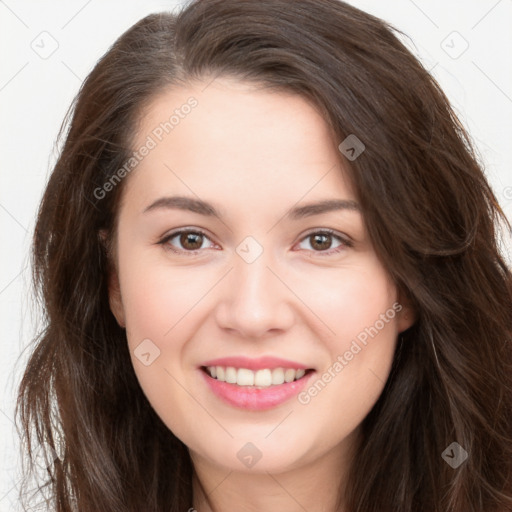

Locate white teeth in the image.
[237,368,254,386]
[284,368,296,383]
[205,366,309,387]
[271,367,285,385]
[254,369,272,387]
[225,366,237,384]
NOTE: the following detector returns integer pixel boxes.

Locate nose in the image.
[214,248,296,339]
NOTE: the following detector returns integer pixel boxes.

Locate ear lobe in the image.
[396,306,416,334]
[99,229,126,328]
[396,289,417,334]
[108,271,126,328]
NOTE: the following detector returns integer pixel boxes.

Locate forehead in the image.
[124,77,356,214]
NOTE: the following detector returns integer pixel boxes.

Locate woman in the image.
[16,0,512,511]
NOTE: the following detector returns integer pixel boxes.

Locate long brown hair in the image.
[15,1,512,511]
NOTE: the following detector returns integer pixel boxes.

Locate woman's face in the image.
[108,77,414,476]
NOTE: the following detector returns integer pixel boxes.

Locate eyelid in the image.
[299,227,352,242]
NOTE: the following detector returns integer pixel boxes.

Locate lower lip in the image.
[199,368,315,411]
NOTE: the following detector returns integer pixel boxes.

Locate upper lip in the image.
[200,356,313,371]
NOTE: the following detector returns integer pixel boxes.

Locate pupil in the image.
[181,232,202,250]
[311,234,331,250]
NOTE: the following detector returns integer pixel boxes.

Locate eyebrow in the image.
[143,195,360,220]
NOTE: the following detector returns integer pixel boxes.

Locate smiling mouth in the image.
[200,365,315,388]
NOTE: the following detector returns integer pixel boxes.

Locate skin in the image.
[108,77,415,512]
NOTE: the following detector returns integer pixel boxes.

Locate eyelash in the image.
[157,228,353,256]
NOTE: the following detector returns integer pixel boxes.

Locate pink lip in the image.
[200,356,312,371]
[199,367,315,411]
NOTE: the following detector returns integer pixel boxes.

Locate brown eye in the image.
[161,229,215,253]
[297,230,350,255]
[179,232,204,250]
[310,233,333,251]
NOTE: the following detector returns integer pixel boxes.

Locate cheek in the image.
[290,258,398,347]
[292,259,399,419]
[119,257,214,345]
[117,256,222,415]
[117,258,207,432]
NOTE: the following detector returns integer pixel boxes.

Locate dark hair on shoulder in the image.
[15,1,512,511]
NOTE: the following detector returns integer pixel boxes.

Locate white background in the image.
[1,1,511,509]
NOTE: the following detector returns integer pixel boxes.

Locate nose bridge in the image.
[215,238,295,337]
